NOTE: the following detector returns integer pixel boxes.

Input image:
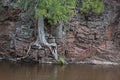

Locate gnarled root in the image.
[33,15,58,60]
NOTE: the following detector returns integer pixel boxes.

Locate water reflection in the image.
[0,62,120,80]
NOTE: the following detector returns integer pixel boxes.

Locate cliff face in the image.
[64,0,120,62]
[0,0,120,63]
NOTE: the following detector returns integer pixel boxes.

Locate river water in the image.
[0,61,120,80]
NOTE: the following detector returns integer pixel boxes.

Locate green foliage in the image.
[17,0,75,24]
[35,0,75,24]
[80,0,105,14]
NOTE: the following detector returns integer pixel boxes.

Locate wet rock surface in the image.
[16,11,34,39]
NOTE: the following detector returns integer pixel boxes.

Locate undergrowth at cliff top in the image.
[17,0,105,24]
[18,0,75,25]
[80,0,105,14]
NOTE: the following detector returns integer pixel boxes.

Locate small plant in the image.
[56,56,66,64]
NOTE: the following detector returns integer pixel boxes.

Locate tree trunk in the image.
[34,15,58,60]
[51,21,64,43]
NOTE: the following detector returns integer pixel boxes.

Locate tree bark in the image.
[51,21,64,43]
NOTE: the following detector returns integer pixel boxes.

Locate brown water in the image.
[0,62,120,80]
